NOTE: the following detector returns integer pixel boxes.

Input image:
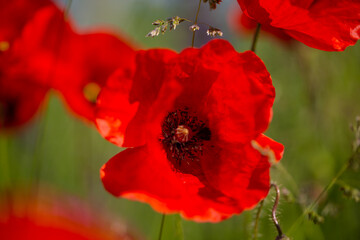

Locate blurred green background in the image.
[1,0,360,239]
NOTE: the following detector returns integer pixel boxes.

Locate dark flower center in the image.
[0,41,10,52]
[83,82,101,104]
[0,99,17,127]
[161,107,211,174]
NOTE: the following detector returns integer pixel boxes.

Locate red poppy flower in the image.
[0,0,55,130]
[0,56,48,130]
[96,39,284,222]
[0,0,52,45]
[0,192,137,240]
[12,4,137,122]
[237,0,360,51]
[55,32,136,122]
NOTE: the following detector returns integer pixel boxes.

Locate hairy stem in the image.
[253,200,264,240]
[191,0,202,47]
[271,184,286,240]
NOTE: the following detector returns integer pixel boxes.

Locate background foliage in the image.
[1,0,360,239]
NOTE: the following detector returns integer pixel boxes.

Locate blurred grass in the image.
[1,0,360,239]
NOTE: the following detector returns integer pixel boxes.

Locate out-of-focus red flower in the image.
[0,192,137,240]
[0,0,52,44]
[237,0,360,51]
[55,32,136,122]
[0,55,48,130]
[1,1,135,129]
[96,39,284,222]
[0,0,55,130]
[12,5,137,122]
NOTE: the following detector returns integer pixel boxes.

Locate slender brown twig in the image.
[191,0,202,47]
[253,200,264,240]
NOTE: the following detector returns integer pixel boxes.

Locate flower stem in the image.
[274,162,300,196]
[252,200,264,240]
[0,137,13,213]
[0,136,11,190]
[73,121,91,198]
[31,0,74,189]
[175,215,184,240]
[271,183,286,240]
[30,107,49,194]
[158,214,166,240]
[250,23,261,52]
[286,151,355,235]
[191,0,202,47]
[64,0,73,19]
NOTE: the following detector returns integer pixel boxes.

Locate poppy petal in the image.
[95,69,139,146]
[96,49,181,147]
[237,0,360,51]
[101,143,263,222]
[200,41,275,143]
[56,32,136,121]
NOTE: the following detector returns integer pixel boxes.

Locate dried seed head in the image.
[146,16,189,38]
[189,24,200,32]
[340,185,360,202]
[152,19,165,26]
[307,211,324,224]
[203,0,222,10]
[146,28,160,38]
[207,26,223,37]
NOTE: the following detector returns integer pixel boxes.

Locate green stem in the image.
[191,0,202,48]
[250,23,261,52]
[286,157,351,235]
[311,163,348,210]
[30,107,50,192]
[175,214,184,240]
[77,123,94,200]
[158,214,166,240]
[0,136,11,190]
[274,162,300,196]
[253,200,264,240]
[64,0,73,19]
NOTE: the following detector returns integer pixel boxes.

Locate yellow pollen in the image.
[0,41,10,52]
[83,82,101,104]
[175,125,190,143]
